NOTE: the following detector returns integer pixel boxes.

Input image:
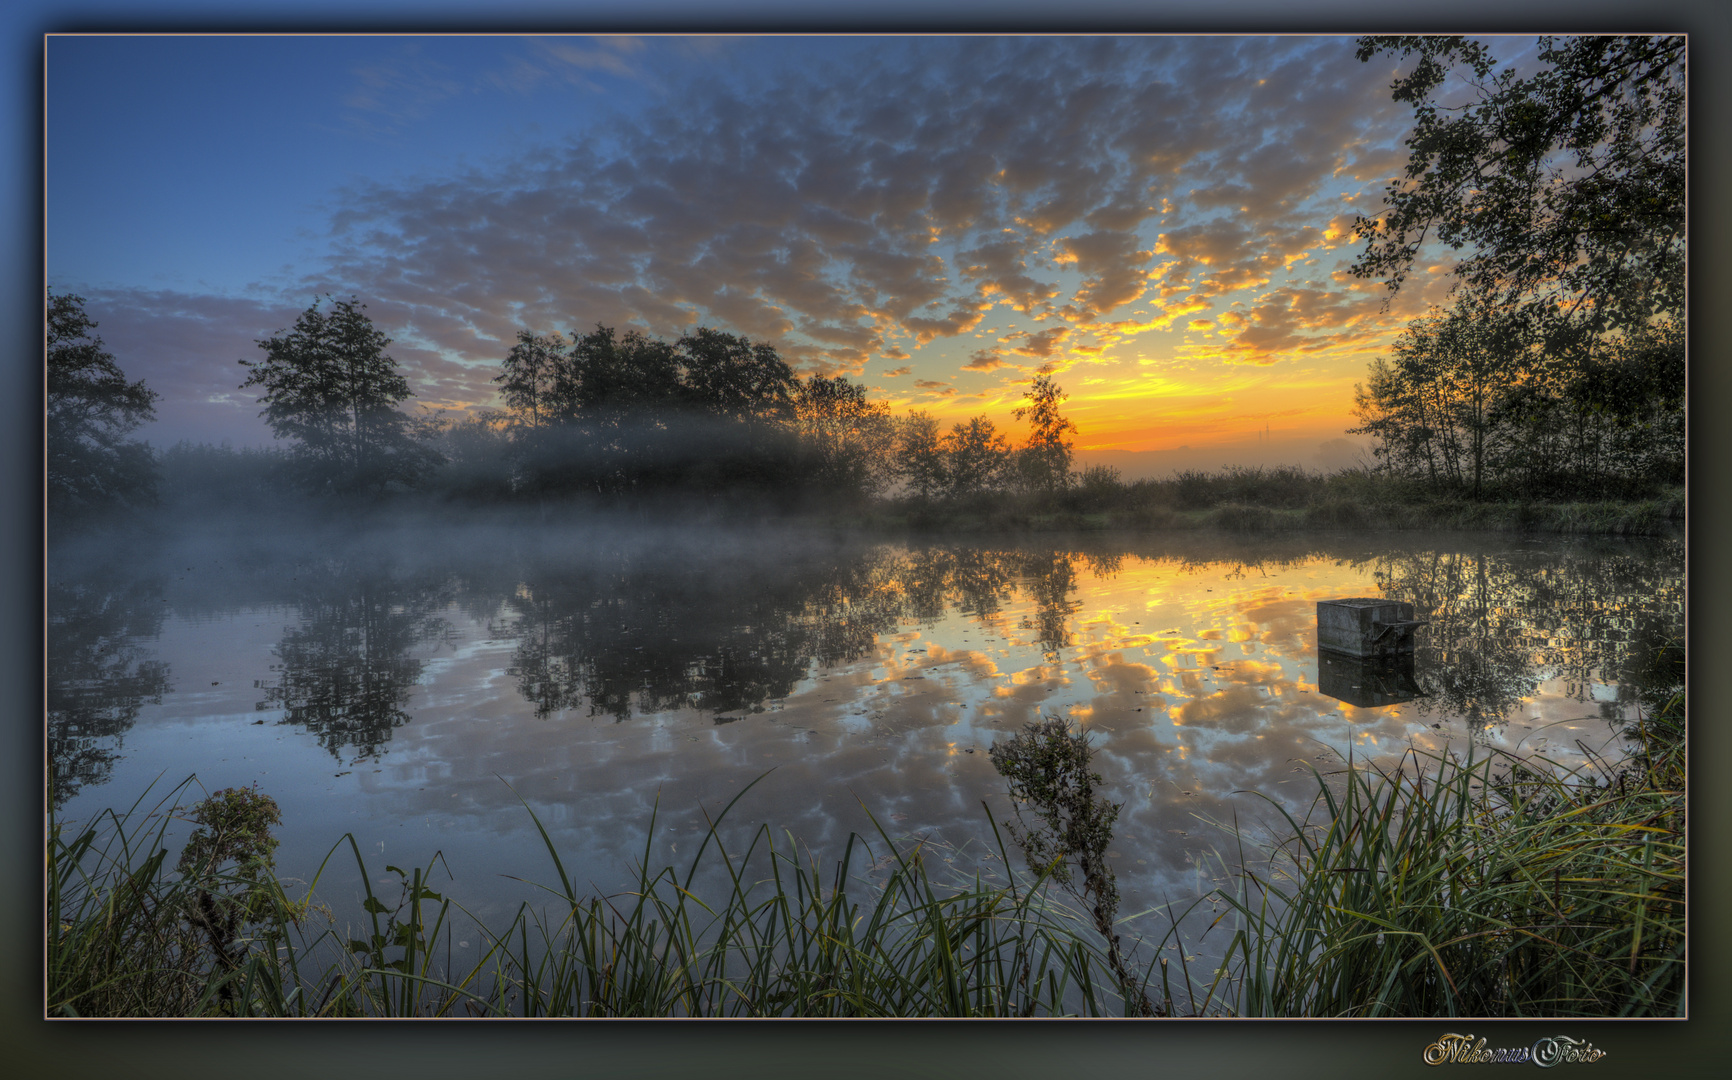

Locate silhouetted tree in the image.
[495,330,569,430]
[791,375,897,499]
[1013,375,1076,493]
[1353,291,1682,497]
[1352,296,1529,498]
[675,327,796,423]
[496,324,799,496]
[943,416,1013,498]
[564,324,683,428]
[1352,35,1684,340]
[240,297,440,495]
[1348,36,1687,501]
[896,412,947,499]
[46,291,159,516]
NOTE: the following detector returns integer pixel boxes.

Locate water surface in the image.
[50,521,1683,949]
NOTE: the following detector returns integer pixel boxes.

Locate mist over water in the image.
[48,513,1683,946]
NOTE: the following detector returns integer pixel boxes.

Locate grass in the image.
[1207,696,1685,1017]
[48,776,1174,1018]
[49,693,1684,1018]
[859,466,1683,537]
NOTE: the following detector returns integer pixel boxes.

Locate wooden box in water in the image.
[1317,598,1426,658]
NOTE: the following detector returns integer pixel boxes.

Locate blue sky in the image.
[40,29,1579,468]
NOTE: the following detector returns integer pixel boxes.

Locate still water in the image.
[49,519,1683,948]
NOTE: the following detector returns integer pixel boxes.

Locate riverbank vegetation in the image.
[50,290,1682,539]
[49,684,1683,1018]
[1217,698,1684,1016]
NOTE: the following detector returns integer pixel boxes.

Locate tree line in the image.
[45,290,1081,515]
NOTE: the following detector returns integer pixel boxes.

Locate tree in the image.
[492,324,804,497]
[672,328,799,491]
[1351,297,1530,497]
[494,330,569,430]
[46,292,160,515]
[1351,35,1684,340]
[240,297,439,495]
[1013,375,1076,493]
[791,375,897,499]
[675,327,796,424]
[943,416,1013,498]
[895,412,948,499]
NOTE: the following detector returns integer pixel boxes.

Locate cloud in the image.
[314,37,1409,389]
[913,379,956,396]
[1007,325,1070,358]
[343,42,467,140]
[1054,230,1153,322]
[53,35,1435,447]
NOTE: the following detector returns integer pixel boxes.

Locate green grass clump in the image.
[1211,706,1684,1017]
[48,777,1162,1017]
[49,698,1684,1018]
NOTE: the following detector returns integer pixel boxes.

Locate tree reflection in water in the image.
[1369,540,1684,738]
[46,575,171,806]
[490,542,1096,722]
[47,528,1682,805]
[256,560,451,761]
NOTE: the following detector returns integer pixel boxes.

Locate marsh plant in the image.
[48,781,320,1017]
[174,786,283,1008]
[987,715,1159,1015]
[48,695,1683,1018]
[48,777,1158,1017]
[1210,701,1685,1017]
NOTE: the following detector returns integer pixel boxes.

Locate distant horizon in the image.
[134,419,1373,480]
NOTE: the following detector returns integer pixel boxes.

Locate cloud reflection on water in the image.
[50,525,1681,934]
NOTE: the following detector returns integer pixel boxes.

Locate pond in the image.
[48,517,1684,967]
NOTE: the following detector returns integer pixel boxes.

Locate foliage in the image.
[895,411,948,499]
[942,416,1014,498]
[791,375,898,500]
[48,778,319,1017]
[1349,36,1686,501]
[1352,35,1684,340]
[494,330,568,430]
[1012,376,1076,493]
[1351,297,1526,497]
[46,291,160,516]
[176,786,284,995]
[51,711,1684,1019]
[492,324,799,496]
[1351,294,1682,498]
[240,297,442,495]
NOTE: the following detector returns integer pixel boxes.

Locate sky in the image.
[46,32,1536,475]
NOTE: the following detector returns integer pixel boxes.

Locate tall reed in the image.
[1209,718,1684,1017]
[48,776,1160,1017]
[49,702,1682,1018]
